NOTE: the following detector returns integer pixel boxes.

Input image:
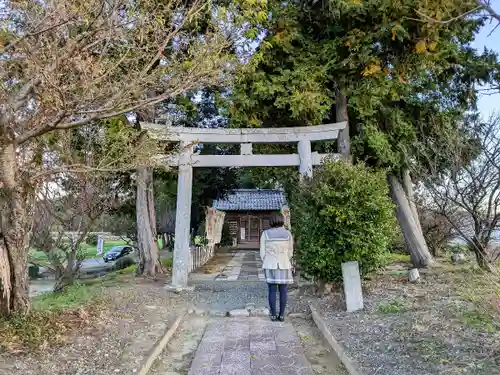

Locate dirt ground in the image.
[0,278,189,375]
[149,316,208,375]
[0,273,342,375]
[317,258,500,375]
[292,316,348,375]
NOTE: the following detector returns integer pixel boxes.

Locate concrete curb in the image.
[309,304,364,375]
[137,312,185,375]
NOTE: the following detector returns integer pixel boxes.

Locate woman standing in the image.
[260,213,294,322]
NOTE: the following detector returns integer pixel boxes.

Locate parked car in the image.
[103,245,133,262]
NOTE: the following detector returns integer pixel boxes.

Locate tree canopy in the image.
[229,0,500,175]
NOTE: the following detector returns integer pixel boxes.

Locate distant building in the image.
[213,189,288,249]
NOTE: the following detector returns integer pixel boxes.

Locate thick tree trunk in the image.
[161,233,168,250]
[136,167,161,277]
[53,247,80,292]
[470,238,495,273]
[0,143,31,316]
[388,174,434,268]
[53,271,74,292]
[402,170,425,239]
[336,91,350,156]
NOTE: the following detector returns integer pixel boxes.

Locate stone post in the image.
[170,142,193,290]
[341,261,364,312]
[298,139,313,178]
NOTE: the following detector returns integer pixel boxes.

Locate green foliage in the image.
[460,309,499,333]
[161,256,173,271]
[28,264,40,279]
[220,222,234,246]
[228,0,500,178]
[85,234,99,247]
[383,253,411,265]
[113,256,136,271]
[377,298,406,314]
[290,161,397,283]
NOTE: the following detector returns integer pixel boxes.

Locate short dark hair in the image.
[269,213,285,228]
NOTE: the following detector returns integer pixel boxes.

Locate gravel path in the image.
[190,280,317,315]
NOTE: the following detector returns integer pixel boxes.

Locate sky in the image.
[472,0,500,118]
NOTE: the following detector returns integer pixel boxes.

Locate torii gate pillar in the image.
[171,143,193,290]
[298,139,313,179]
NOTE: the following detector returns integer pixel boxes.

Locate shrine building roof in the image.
[212,189,287,211]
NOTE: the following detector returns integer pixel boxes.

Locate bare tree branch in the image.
[1,0,235,147]
[412,0,500,29]
[417,115,500,271]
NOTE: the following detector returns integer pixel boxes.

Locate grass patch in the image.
[377,298,406,314]
[29,240,128,262]
[383,252,411,265]
[32,283,101,311]
[116,264,137,274]
[413,338,450,363]
[453,269,500,333]
[0,283,104,354]
[83,266,136,287]
[162,256,173,271]
[460,309,499,332]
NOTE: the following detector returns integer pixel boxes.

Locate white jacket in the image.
[260,227,294,270]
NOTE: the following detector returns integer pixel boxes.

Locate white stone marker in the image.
[341,261,364,312]
[408,268,420,283]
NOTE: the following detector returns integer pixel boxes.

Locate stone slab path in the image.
[214,251,265,281]
[193,250,265,282]
[188,317,315,375]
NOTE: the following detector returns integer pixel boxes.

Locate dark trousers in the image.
[268,283,288,317]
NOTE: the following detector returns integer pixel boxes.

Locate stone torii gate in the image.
[143,121,348,290]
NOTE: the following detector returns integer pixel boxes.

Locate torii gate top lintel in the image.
[141,121,347,144]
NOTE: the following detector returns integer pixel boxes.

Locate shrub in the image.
[28,264,40,279]
[289,160,397,284]
[85,233,99,246]
[220,222,233,246]
[113,256,136,270]
[391,231,408,254]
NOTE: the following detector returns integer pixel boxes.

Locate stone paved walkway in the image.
[188,317,315,375]
[193,250,265,282]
